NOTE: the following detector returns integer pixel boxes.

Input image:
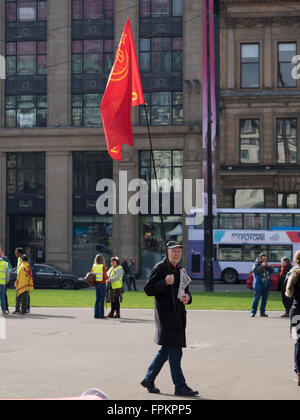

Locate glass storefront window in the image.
[140,215,182,278]
[7,152,45,194]
[72,216,113,276]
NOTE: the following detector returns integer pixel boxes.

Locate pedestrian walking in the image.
[250,253,274,317]
[128,257,138,291]
[92,254,108,319]
[141,241,198,397]
[285,250,300,386]
[13,255,34,314]
[278,257,293,318]
[121,256,130,291]
[0,252,10,316]
[105,257,124,319]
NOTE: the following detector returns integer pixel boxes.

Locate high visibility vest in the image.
[17,257,22,273]
[107,266,123,289]
[0,260,8,285]
[93,264,104,283]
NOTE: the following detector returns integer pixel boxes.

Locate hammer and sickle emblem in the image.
[132,92,138,101]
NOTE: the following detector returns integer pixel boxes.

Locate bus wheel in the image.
[222,269,238,284]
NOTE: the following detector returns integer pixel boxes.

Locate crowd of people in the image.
[0,246,35,316]
[250,251,300,386]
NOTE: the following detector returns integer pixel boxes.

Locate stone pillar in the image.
[46,152,72,271]
[183,0,202,125]
[227,23,235,89]
[0,153,6,248]
[182,133,202,268]
[112,145,139,264]
[264,22,272,89]
[0,0,5,128]
[47,0,71,126]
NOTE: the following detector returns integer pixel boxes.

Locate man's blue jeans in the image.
[143,346,186,390]
[0,285,5,312]
[94,283,107,318]
[251,288,269,315]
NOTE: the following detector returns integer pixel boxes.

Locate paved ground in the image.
[0,307,299,400]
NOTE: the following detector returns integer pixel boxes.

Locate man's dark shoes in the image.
[175,385,199,397]
[140,379,160,394]
[260,313,268,317]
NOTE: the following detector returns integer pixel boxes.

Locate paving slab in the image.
[0,308,299,400]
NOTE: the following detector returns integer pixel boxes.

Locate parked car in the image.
[8,264,88,290]
[246,263,281,291]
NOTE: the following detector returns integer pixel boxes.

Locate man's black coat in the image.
[144,257,192,348]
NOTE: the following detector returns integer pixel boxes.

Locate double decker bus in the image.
[188,208,300,284]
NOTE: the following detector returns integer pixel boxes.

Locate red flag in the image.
[100,19,145,161]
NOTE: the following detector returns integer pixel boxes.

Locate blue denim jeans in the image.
[143,346,186,390]
[94,283,107,318]
[295,340,300,373]
[0,285,6,312]
[251,288,269,315]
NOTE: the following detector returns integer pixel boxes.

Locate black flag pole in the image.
[143,104,168,258]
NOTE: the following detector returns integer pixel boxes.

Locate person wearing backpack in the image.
[279,257,293,318]
[285,249,300,387]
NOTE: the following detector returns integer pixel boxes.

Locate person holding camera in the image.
[250,253,274,318]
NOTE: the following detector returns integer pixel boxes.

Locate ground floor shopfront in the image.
[0,126,201,276]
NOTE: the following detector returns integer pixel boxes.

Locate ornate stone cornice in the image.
[225,15,300,28]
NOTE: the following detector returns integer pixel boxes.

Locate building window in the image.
[239,119,260,164]
[278,193,297,208]
[276,118,297,164]
[140,92,183,125]
[6,0,47,22]
[72,39,114,74]
[241,44,259,89]
[73,151,112,193]
[234,189,264,208]
[140,0,182,17]
[6,41,47,76]
[140,37,182,73]
[73,216,112,276]
[278,43,297,88]
[6,95,47,128]
[72,93,102,127]
[7,152,45,194]
[72,0,114,19]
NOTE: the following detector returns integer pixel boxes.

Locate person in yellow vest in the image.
[91,254,108,319]
[105,257,124,319]
[13,255,34,314]
[0,255,10,315]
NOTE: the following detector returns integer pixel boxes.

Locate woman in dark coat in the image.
[140,241,198,397]
[279,257,293,318]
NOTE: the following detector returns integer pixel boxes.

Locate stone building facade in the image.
[219,0,300,209]
[0,0,202,276]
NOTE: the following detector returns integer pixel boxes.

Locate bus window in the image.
[244,213,267,230]
[191,254,201,272]
[218,245,242,261]
[268,245,292,262]
[242,245,268,262]
[269,213,293,228]
[219,214,243,229]
[294,215,300,227]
